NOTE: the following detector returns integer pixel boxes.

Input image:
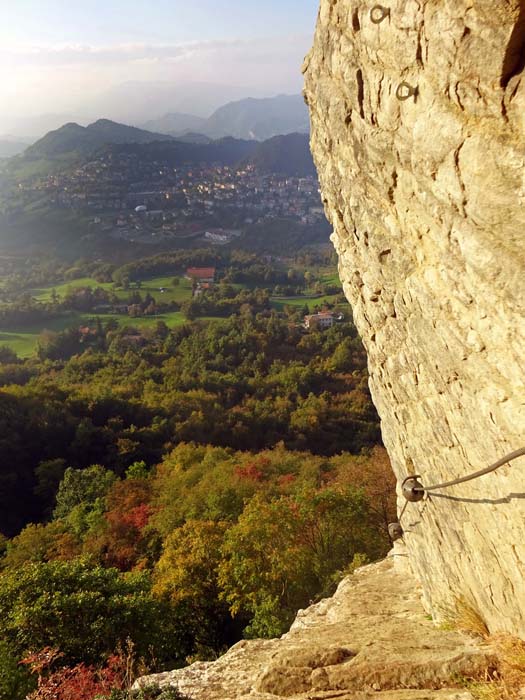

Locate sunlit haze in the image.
[0,0,319,137]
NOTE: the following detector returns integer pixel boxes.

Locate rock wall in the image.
[303,0,525,636]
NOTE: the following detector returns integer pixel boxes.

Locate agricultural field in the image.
[0,264,348,357]
[31,274,194,305]
[0,276,200,357]
[0,309,200,358]
[270,293,345,312]
[0,329,41,358]
[270,266,347,313]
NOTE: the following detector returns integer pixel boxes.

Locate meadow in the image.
[0,310,196,358]
[31,274,195,304]
[0,276,193,357]
[0,267,347,357]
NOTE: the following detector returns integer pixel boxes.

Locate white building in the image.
[304,311,335,331]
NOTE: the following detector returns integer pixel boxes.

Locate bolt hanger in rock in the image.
[388,522,404,541]
[396,82,418,101]
[370,5,390,24]
[402,475,425,502]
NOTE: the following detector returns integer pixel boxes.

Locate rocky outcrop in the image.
[136,557,494,699]
[303,0,525,636]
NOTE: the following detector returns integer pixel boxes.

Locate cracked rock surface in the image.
[303,0,525,635]
[136,558,493,699]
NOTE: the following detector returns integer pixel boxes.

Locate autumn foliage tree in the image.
[20,647,124,700]
[218,486,385,637]
[153,520,237,652]
[0,560,190,667]
[86,476,156,570]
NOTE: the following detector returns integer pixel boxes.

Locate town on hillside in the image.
[10,154,325,246]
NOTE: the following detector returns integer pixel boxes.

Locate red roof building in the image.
[186,267,216,282]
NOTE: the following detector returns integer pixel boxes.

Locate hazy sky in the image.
[0,0,319,133]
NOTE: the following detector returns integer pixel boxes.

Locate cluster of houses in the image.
[14,156,325,244]
[304,311,335,330]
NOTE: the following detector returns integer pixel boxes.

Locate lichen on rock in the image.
[303,0,525,636]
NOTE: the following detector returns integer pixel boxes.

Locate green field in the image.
[0,267,346,358]
[320,270,342,286]
[0,273,198,358]
[0,314,92,358]
[32,274,194,304]
[0,331,40,358]
[270,268,345,313]
[0,308,210,359]
[270,294,343,312]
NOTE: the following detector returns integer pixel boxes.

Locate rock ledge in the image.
[136,557,493,699]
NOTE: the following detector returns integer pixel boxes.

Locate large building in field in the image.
[304,311,334,331]
[185,267,216,283]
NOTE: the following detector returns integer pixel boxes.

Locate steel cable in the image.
[392,447,524,538]
[414,446,525,493]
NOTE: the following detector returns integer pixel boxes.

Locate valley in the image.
[0,92,390,700]
[0,119,332,359]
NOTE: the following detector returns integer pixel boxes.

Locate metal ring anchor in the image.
[388,522,404,541]
[370,5,390,24]
[402,475,425,502]
[396,82,418,101]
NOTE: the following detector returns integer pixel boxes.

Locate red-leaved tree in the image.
[21,647,125,700]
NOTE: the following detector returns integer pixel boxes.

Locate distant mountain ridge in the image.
[86,80,265,125]
[11,119,314,177]
[0,140,29,158]
[140,94,310,141]
[141,113,207,136]
[205,94,309,140]
[25,119,177,160]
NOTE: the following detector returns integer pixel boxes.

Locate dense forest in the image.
[0,306,395,699]
[0,314,379,535]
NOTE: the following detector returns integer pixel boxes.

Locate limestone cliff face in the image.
[303,0,525,635]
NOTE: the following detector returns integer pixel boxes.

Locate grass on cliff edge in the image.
[462,635,525,700]
[445,599,525,700]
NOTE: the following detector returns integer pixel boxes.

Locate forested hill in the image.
[6,126,316,178]
[244,133,315,175]
[107,133,315,175]
[0,312,380,537]
[104,137,258,167]
[23,119,177,159]
[0,308,393,696]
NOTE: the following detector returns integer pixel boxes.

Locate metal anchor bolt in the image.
[388,522,404,541]
[396,82,418,101]
[370,5,390,24]
[402,475,425,502]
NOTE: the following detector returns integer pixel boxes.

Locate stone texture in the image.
[303,0,525,636]
[136,558,493,699]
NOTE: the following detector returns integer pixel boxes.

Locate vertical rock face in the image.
[304,0,525,636]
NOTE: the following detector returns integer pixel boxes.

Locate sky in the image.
[0,0,319,135]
